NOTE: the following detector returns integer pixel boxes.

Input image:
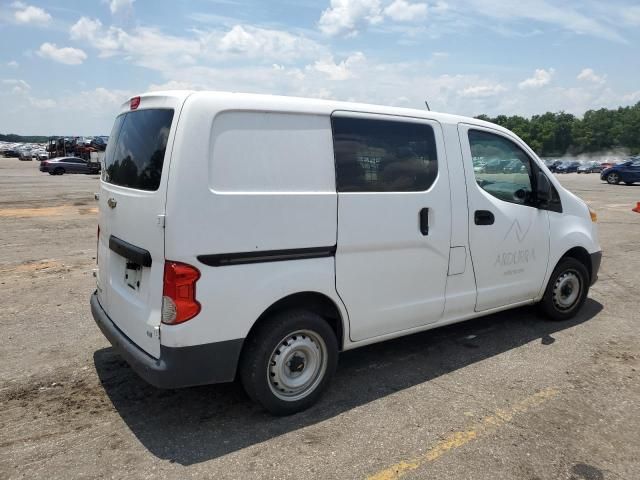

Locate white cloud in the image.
[458,0,624,42]
[13,3,51,25]
[215,25,323,61]
[7,60,19,68]
[70,17,103,41]
[2,79,31,94]
[518,68,554,89]
[318,0,383,36]
[384,0,428,22]
[1,78,55,109]
[37,43,87,65]
[70,18,199,69]
[459,83,507,98]
[620,6,640,26]
[577,68,606,84]
[109,0,134,15]
[309,52,365,81]
[28,97,57,109]
[70,18,324,69]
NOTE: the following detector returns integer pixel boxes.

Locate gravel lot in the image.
[1,158,639,480]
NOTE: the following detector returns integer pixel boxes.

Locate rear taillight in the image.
[42,161,48,166]
[162,261,201,324]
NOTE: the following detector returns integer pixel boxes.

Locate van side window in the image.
[469,130,534,206]
[332,117,438,192]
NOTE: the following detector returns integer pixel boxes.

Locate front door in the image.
[333,112,451,341]
[459,124,550,311]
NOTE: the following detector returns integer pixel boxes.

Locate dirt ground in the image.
[0,158,639,480]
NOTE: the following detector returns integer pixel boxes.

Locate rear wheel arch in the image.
[244,292,345,352]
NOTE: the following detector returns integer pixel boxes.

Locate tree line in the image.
[476,102,640,157]
[0,133,48,143]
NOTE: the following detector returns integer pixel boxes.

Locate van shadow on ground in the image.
[94,299,602,466]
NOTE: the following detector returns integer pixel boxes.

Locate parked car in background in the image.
[600,160,640,185]
[555,161,581,173]
[3,149,20,158]
[91,137,108,151]
[483,158,513,173]
[40,157,101,175]
[577,161,602,174]
[545,160,563,172]
[18,149,33,161]
[505,159,527,173]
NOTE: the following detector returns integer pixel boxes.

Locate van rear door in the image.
[97,93,186,359]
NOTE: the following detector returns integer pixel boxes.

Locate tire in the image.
[53,167,64,175]
[539,257,589,321]
[239,309,338,416]
[606,172,620,184]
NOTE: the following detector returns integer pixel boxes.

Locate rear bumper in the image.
[90,292,243,388]
[590,251,602,286]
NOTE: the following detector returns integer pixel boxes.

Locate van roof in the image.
[132,90,510,134]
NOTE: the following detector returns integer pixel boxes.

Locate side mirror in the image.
[537,171,552,206]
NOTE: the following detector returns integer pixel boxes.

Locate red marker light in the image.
[130,96,141,110]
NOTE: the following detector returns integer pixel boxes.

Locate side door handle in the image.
[419,208,429,235]
[474,210,494,225]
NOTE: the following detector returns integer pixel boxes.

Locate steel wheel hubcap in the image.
[608,173,618,183]
[553,270,581,311]
[268,330,327,402]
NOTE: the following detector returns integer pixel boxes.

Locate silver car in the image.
[39,157,101,175]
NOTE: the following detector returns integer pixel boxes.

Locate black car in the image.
[555,161,581,173]
[90,137,108,151]
[3,149,20,158]
[545,160,563,172]
[40,157,101,175]
[600,159,640,185]
[577,161,602,174]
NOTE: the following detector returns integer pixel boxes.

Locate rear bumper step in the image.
[90,292,243,388]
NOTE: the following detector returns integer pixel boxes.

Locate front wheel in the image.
[606,172,620,184]
[539,257,589,321]
[239,309,338,416]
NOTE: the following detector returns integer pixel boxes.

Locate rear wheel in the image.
[606,172,619,184]
[239,309,338,416]
[53,167,64,175]
[539,257,589,321]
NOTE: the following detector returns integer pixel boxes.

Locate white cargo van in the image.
[91,91,601,415]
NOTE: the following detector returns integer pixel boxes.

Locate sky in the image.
[1,0,639,135]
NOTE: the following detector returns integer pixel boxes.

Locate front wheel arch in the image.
[557,246,592,283]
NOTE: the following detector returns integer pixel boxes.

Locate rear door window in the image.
[332,116,438,192]
[103,109,174,191]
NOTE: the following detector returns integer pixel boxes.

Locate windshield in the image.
[103,108,174,191]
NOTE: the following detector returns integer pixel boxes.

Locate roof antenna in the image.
[424,100,431,111]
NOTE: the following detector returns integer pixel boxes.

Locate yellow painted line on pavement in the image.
[367,387,559,480]
[0,205,97,218]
